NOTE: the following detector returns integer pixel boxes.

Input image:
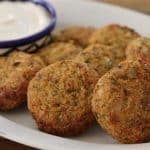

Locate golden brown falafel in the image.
[28,60,98,136]
[75,44,117,77]
[126,37,150,60]
[37,42,82,65]
[92,58,150,144]
[0,51,45,111]
[89,24,140,62]
[53,26,96,48]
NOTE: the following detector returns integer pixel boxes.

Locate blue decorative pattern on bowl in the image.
[0,0,57,55]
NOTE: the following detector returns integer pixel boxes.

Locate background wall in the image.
[98,0,150,13]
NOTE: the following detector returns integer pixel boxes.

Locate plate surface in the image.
[0,0,150,149]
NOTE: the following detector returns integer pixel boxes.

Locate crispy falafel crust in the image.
[126,37,150,60]
[92,58,150,143]
[53,26,96,48]
[89,24,140,62]
[75,44,117,77]
[37,42,82,65]
[28,60,98,136]
[0,51,45,110]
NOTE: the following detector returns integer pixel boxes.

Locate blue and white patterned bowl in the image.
[0,0,57,55]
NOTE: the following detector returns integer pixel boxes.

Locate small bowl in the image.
[0,0,57,55]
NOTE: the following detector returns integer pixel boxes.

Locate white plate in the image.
[0,0,150,149]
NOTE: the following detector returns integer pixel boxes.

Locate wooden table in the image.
[0,0,149,149]
[0,137,36,150]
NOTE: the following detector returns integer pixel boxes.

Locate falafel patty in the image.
[53,26,96,48]
[92,58,150,143]
[89,24,140,62]
[126,37,150,60]
[37,42,82,65]
[28,60,98,136]
[75,44,117,77]
[0,51,45,111]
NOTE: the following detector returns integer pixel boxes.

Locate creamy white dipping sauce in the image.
[0,1,50,41]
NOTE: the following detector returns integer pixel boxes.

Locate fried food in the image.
[37,42,82,65]
[89,24,140,62]
[75,44,117,77]
[28,60,98,136]
[126,37,150,60]
[0,51,45,111]
[53,26,96,48]
[92,58,150,143]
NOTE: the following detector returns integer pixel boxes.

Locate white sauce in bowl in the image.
[0,1,50,41]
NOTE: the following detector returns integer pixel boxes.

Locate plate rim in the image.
[0,116,150,150]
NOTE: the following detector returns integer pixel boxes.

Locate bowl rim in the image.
[0,0,57,48]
